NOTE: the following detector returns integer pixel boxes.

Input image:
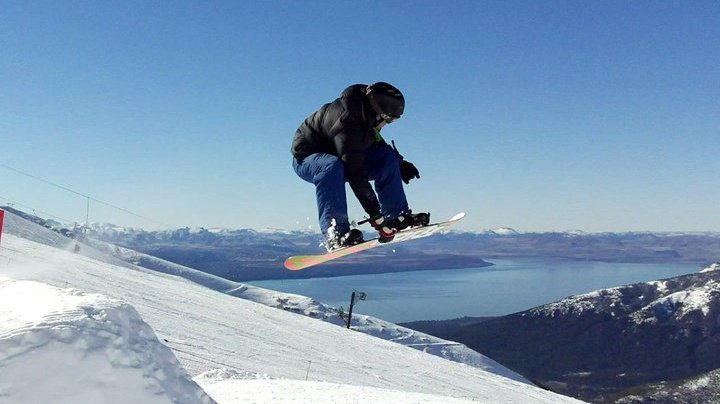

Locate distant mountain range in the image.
[4,206,720,281]
[404,263,720,403]
[82,222,720,282]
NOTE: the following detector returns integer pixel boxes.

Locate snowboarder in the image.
[291,82,429,251]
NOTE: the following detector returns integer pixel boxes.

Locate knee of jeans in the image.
[315,158,345,184]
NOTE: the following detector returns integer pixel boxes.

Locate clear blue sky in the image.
[1,1,719,232]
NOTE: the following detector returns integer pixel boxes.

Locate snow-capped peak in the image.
[700,262,720,273]
[490,227,519,235]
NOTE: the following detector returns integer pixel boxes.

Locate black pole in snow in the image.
[346,291,356,328]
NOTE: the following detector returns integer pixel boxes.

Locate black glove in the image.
[369,214,395,242]
[399,160,420,184]
[392,140,420,184]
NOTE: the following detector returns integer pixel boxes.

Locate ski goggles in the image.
[379,112,400,124]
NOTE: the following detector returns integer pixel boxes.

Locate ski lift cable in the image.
[0,163,173,228]
[0,194,76,224]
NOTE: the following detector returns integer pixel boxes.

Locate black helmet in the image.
[366,82,404,123]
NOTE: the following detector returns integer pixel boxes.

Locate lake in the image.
[248,259,703,323]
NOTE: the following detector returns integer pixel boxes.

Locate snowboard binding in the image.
[357,212,430,231]
[325,228,364,252]
[386,212,430,232]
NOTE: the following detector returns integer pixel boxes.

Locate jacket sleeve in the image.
[334,128,381,217]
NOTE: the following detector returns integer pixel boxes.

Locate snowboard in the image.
[284,212,466,271]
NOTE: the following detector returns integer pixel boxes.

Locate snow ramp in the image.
[0,277,214,403]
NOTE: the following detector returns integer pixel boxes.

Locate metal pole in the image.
[346,291,356,328]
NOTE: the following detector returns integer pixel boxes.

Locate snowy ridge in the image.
[463,262,720,401]
[631,279,720,324]
[0,210,581,402]
[531,263,720,325]
[530,287,626,317]
[700,262,720,273]
[0,278,212,403]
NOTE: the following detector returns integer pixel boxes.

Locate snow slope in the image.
[5,210,527,384]
[0,211,582,403]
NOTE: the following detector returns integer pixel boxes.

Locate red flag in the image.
[0,209,4,246]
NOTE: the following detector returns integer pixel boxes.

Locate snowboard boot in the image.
[326,229,364,252]
[386,212,430,232]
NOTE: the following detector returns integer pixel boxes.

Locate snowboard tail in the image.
[284,212,465,271]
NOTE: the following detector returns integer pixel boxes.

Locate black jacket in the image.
[292,84,381,217]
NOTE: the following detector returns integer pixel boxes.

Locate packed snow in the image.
[0,278,212,403]
[0,210,582,403]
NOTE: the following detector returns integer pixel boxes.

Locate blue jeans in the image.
[293,144,410,235]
